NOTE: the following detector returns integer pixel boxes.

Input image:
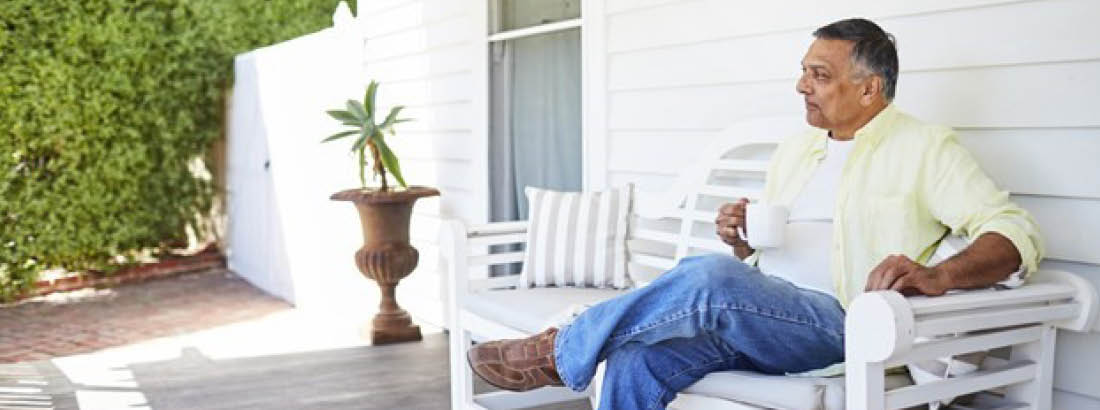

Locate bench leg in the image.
[846,361,886,410]
[1004,326,1056,410]
[450,325,476,409]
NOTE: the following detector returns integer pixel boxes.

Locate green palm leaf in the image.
[322,130,357,143]
[364,80,379,118]
[326,109,359,125]
[374,138,407,188]
[346,100,368,123]
[380,105,405,129]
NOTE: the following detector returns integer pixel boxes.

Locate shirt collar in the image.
[809,104,897,159]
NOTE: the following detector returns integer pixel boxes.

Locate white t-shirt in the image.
[758,137,854,299]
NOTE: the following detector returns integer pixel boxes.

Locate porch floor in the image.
[0,271,587,409]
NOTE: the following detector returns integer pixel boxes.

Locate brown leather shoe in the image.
[466,327,564,392]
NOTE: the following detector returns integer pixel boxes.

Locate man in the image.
[466,18,1043,410]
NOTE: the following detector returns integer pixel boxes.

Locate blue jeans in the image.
[553,254,846,410]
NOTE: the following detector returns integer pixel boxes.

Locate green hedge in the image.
[0,0,348,300]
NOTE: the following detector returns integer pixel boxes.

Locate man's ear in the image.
[860,76,883,106]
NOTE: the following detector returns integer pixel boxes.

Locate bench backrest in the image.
[625,116,798,282]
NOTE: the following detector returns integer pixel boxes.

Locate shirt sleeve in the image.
[920,130,1045,278]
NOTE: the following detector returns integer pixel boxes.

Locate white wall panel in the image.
[366,44,473,83]
[609,0,1100,91]
[376,71,472,107]
[607,130,718,174]
[959,128,1100,199]
[399,101,473,132]
[365,14,471,61]
[399,158,476,192]
[387,130,476,162]
[607,0,1017,52]
[609,60,1100,130]
[1056,390,1100,410]
[1016,196,1100,266]
[361,0,467,38]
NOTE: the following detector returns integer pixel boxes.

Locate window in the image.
[487,0,583,224]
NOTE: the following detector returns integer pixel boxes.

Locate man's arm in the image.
[865,232,1022,295]
[866,130,1041,296]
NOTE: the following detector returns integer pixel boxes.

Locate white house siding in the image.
[358,0,483,327]
[600,0,1100,405]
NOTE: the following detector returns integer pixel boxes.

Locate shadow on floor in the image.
[1,333,589,410]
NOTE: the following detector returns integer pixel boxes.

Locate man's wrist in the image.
[930,264,956,291]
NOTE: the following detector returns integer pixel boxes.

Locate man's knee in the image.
[671,253,751,288]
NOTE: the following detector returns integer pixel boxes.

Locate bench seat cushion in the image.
[464,287,628,334]
[676,370,912,410]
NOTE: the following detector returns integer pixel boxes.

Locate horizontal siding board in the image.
[609,0,1100,91]
[365,14,472,61]
[399,158,476,192]
[359,0,412,14]
[1054,389,1100,409]
[958,128,1100,199]
[361,0,467,38]
[607,0,685,15]
[375,72,472,107]
[608,80,797,131]
[397,101,471,132]
[609,170,677,194]
[366,43,472,82]
[1016,195,1100,265]
[609,60,1100,130]
[387,130,475,161]
[607,131,717,173]
[607,0,1017,53]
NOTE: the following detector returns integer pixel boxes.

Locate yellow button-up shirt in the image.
[745,105,1044,308]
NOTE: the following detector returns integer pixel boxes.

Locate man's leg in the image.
[599,336,756,410]
[467,253,846,397]
[555,253,846,391]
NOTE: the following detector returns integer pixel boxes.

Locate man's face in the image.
[796,39,870,130]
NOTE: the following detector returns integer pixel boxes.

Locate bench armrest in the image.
[845,269,1097,364]
[441,219,531,301]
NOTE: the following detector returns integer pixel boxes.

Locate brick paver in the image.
[0,269,291,363]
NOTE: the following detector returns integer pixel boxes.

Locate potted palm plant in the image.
[324,80,439,345]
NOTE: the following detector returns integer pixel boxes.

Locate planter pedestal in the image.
[332,186,440,345]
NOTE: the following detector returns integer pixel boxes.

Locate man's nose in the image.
[795,75,810,95]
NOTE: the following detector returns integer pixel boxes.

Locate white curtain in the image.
[489,28,582,223]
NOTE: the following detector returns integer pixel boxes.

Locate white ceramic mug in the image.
[744,203,788,249]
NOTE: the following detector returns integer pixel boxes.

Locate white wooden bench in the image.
[442,116,1099,410]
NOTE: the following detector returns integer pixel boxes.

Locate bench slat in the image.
[469,252,525,267]
[886,325,1044,367]
[915,302,1079,338]
[885,360,1036,410]
[469,232,528,246]
[711,159,769,173]
[696,185,760,201]
[908,282,1077,315]
[631,253,677,271]
[468,221,528,237]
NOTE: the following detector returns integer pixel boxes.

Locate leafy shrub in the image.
[0,0,347,300]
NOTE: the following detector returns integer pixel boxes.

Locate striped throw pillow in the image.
[520,185,633,289]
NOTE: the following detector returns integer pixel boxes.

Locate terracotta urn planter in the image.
[331,186,439,345]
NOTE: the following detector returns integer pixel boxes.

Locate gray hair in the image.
[813,18,899,100]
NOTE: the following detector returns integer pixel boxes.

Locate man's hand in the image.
[716,198,754,259]
[864,254,949,296]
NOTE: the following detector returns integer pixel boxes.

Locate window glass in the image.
[491,0,580,33]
